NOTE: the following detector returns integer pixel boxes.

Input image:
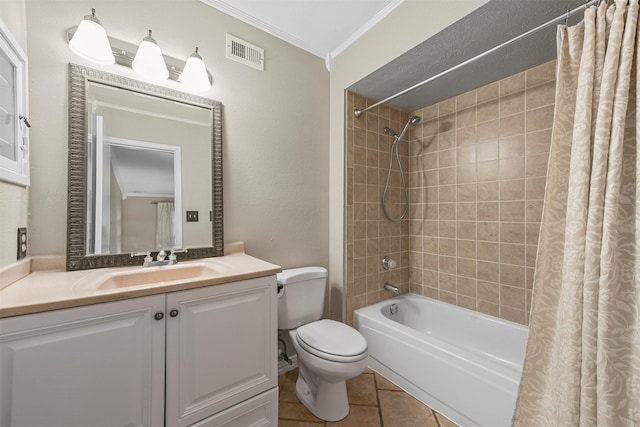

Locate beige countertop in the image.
[0,248,281,318]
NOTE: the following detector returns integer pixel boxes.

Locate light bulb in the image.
[132,30,169,81]
[68,8,115,65]
[179,47,212,91]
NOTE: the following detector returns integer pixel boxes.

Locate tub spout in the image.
[384,282,400,295]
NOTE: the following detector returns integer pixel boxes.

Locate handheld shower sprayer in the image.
[383,127,399,138]
[383,116,420,145]
[397,115,421,141]
[382,115,421,222]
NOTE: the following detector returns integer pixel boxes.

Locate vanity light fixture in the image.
[131,30,169,81]
[67,14,213,91]
[68,8,115,65]
[178,47,212,91]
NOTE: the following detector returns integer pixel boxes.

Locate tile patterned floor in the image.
[278,368,459,427]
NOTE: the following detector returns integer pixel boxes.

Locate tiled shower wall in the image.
[345,95,411,326]
[345,60,556,326]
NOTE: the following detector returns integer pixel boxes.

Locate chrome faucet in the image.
[384,282,400,295]
[131,248,188,267]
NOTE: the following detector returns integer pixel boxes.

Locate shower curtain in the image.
[155,201,175,250]
[513,1,640,425]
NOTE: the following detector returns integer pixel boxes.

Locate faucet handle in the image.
[169,248,188,261]
[382,256,398,270]
[131,251,153,265]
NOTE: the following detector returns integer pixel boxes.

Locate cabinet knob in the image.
[169,309,179,317]
[154,312,164,320]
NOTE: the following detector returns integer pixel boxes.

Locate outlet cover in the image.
[17,227,27,260]
[186,211,199,222]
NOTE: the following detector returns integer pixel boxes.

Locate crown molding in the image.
[201,0,405,69]
[330,0,404,59]
[200,0,325,58]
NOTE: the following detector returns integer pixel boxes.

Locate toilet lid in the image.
[296,319,367,358]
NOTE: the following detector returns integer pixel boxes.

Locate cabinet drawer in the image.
[189,387,278,427]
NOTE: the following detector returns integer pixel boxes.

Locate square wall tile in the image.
[345,60,556,327]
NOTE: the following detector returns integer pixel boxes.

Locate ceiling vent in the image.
[226,34,264,71]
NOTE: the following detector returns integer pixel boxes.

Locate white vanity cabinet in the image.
[0,294,166,427]
[0,275,278,427]
[165,276,278,427]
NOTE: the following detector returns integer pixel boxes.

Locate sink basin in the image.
[95,263,221,291]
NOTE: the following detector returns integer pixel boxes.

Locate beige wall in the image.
[23,1,329,272]
[0,1,26,48]
[0,0,29,267]
[329,0,489,319]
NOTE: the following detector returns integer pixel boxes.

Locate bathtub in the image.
[354,293,528,427]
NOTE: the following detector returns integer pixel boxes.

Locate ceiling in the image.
[110,145,175,199]
[200,0,403,66]
[201,0,593,112]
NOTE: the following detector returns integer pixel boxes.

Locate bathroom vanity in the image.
[0,62,281,426]
[0,250,280,427]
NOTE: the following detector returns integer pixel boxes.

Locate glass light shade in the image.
[131,30,169,81]
[68,10,115,65]
[178,48,212,91]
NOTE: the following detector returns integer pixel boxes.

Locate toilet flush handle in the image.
[277,281,284,294]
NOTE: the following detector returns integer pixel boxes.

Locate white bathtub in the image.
[354,293,528,427]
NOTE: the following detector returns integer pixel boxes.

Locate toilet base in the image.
[295,366,350,422]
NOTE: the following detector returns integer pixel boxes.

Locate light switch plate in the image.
[17,227,27,260]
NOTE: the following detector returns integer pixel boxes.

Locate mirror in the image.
[67,64,223,270]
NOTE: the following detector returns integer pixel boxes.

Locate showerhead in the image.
[385,115,421,143]
[384,127,399,138]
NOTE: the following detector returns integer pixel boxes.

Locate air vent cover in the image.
[226,34,264,71]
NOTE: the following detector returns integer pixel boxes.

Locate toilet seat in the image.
[296,319,368,363]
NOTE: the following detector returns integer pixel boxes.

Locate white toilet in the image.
[277,266,369,422]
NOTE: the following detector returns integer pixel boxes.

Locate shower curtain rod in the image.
[354,0,601,118]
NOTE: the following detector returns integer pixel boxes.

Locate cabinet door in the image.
[166,276,277,427]
[189,388,278,427]
[0,295,165,427]
[0,19,29,186]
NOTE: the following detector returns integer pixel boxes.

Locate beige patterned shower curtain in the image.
[513,0,640,425]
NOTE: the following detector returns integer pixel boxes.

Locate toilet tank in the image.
[277,266,327,330]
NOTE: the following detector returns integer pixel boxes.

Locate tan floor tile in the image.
[374,372,402,391]
[327,404,381,427]
[346,373,378,406]
[378,390,438,427]
[363,367,374,374]
[279,401,325,423]
[278,369,446,427]
[278,420,325,427]
[280,376,299,403]
[435,412,460,427]
[280,368,301,403]
[279,368,299,388]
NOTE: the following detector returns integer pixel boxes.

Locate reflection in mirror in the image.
[68,64,223,271]
[87,133,182,254]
